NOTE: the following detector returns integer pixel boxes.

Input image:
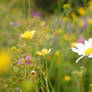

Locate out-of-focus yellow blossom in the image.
[71,12,78,20]
[78,7,86,16]
[37,48,51,56]
[88,18,92,25]
[0,51,11,73]
[89,84,92,87]
[55,29,63,34]
[69,34,76,41]
[64,34,76,41]
[63,4,70,9]
[64,34,69,40]
[89,5,92,10]
[20,30,36,40]
[71,42,78,47]
[55,51,60,56]
[88,0,92,10]
[64,75,71,82]
[88,0,92,5]
[40,21,46,27]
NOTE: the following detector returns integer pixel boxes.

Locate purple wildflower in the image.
[25,54,31,65]
[18,55,32,66]
[80,17,88,32]
[31,11,41,18]
[25,54,31,61]
[78,37,85,44]
[26,61,31,65]
[18,57,24,65]
[10,22,20,27]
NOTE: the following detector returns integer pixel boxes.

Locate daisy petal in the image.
[75,43,85,50]
[88,54,92,58]
[71,47,79,53]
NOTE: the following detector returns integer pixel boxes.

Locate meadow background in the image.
[0,0,92,92]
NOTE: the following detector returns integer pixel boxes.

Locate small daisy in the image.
[71,38,92,63]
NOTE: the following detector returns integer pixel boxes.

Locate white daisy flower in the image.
[71,38,92,63]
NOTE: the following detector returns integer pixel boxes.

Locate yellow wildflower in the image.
[37,48,51,56]
[88,18,92,25]
[40,21,46,27]
[88,0,92,5]
[64,34,69,40]
[89,5,92,10]
[63,4,70,9]
[20,30,36,40]
[64,75,71,82]
[78,7,86,16]
[64,34,76,41]
[71,12,78,20]
[0,51,11,73]
[89,84,92,87]
[70,34,76,41]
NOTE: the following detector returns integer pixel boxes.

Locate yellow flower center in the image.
[85,47,92,55]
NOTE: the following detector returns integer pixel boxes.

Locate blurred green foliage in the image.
[34,0,89,13]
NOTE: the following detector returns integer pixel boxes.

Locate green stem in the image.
[62,8,67,17]
[45,77,50,92]
[45,57,50,92]
[28,0,31,18]
[41,86,45,92]
[24,0,28,19]
[24,63,27,78]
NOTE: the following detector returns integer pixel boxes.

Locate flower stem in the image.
[24,63,27,78]
[24,0,28,19]
[28,0,31,18]
[45,57,50,92]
